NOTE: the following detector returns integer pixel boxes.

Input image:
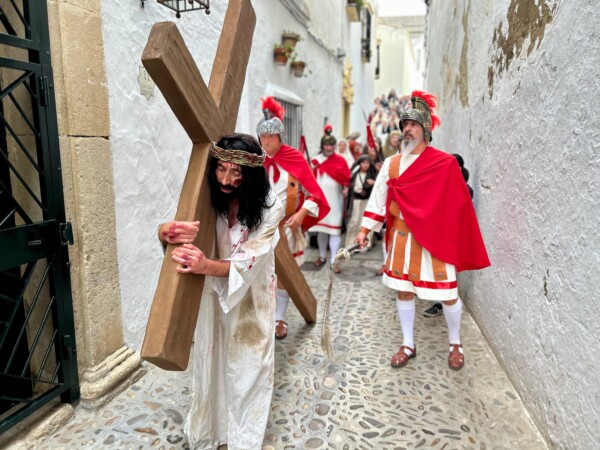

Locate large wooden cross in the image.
[141,0,317,371]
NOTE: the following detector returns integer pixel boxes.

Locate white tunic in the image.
[309,154,345,236]
[337,149,355,169]
[185,191,284,449]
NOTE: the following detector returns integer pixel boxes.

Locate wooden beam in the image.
[209,0,256,127]
[142,22,221,143]
[141,143,217,370]
[274,241,317,324]
[141,1,257,371]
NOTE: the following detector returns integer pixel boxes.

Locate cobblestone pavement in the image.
[37,244,547,449]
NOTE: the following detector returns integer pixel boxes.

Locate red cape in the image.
[387,147,490,272]
[311,153,351,186]
[264,144,330,230]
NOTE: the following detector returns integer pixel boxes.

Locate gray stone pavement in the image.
[35,242,547,449]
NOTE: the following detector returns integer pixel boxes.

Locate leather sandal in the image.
[314,257,326,267]
[332,263,341,274]
[448,343,464,370]
[275,320,288,339]
[391,345,416,368]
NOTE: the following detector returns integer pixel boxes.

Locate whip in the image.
[321,243,362,359]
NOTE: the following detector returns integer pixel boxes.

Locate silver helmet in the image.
[256,109,285,137]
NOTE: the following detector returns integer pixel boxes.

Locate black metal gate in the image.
[0,0,79,433]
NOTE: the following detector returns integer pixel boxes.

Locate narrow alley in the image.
[37,245,546,449]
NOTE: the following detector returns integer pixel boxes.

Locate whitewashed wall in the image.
[426,1,600,448]
[375,24,415,97]
[101,1,375,350]
[346,8,378,137]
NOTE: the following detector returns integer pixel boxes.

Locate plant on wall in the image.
[273,43,293,65]
[289,52,307,78]
[282,31,302,49]
[346,0,362,22]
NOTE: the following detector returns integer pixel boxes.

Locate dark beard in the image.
[211,184,240,216]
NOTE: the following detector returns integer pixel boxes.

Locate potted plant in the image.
[289,53,307,77]
[273,43,292,65]
[346,0,363,22]
[282,31,302,49]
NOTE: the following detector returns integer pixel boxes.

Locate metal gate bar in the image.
[0,0,79,434]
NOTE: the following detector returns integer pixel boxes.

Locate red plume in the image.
[261,97,285,120]
[323,124,333,134]
[411,90,441,130]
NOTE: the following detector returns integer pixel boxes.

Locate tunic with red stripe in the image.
[361,147,490,300]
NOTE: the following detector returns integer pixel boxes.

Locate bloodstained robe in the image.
[184,191,283,450]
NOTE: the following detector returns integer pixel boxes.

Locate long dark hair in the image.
[208,133,272,232]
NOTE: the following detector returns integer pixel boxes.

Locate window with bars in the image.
[361,7,372,63]
[275,98,303,150]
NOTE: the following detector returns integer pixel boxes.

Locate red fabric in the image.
[311,153,351,187]
[366,126,376,148]
[264,144,330,230]
[386,147,490,272]
[364,211,385,222]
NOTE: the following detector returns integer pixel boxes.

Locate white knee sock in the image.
[396,299,415,348]
[275,289,289,322]
[442,298,462,344]
[328,235,341,264]
[317,232,329,260]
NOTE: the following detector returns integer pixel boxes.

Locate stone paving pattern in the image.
[37,244,547,449]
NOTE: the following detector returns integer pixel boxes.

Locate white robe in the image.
[337,149,355,169]
[309,154,345,236]
[185,191,284,450]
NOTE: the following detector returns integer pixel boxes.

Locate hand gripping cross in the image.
[141,0,316,371]
[140,0,255,371]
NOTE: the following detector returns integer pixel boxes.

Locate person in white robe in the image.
[309,135,351,273]
[158,134,283,449]
[336,138,355,169]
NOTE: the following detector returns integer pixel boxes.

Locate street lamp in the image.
[157,0,210,18]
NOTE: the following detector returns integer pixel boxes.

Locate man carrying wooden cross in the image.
[259,97,329,340]
[158,133,283,449]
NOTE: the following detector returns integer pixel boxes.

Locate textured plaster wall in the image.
[426,0,599,448]
[102,1,373,348]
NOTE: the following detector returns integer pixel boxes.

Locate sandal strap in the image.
[449,344,463,355]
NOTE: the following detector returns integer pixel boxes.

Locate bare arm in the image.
[285,207,309,233]
[354,226,371,249]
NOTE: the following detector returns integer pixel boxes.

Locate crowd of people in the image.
[153,91,490,449]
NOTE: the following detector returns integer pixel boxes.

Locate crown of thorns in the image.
[209,143,266,167]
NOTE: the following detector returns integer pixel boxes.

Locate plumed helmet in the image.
[322,135,337,147]
[399,90,441,143]
[320,124,333,150]
[256,97,285,137]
